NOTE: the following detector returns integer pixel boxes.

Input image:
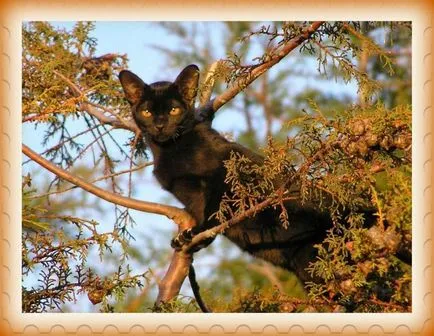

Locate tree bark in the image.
[156,251,193,304]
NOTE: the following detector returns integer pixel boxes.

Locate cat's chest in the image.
[151,133,226,190]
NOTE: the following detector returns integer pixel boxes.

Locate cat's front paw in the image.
[171,228,195,250]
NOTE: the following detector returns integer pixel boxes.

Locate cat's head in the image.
[119,64,199,143]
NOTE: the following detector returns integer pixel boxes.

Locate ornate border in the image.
[1,1,432,335]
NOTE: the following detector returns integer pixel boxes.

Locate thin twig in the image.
[53,70,139,132]
[22,144,193,225]
[29,161,153,199]
[23,124,102,165]
[183,195,276,253]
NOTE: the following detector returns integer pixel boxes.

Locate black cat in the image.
[119,64,333,283]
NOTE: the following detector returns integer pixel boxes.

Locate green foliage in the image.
[218,102,411,312]
[22,174,50,231]
[22,21,127,119]
[233,288,283,313]
[23,21,131,169]
[150,296,201,313]
[22,181,150,312]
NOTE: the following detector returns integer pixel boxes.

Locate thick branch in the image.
[199,60,221,106]
[22,144,193,226]
[156,251,192,304]
[197,21,324,118]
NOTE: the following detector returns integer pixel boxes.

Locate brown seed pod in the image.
[280,303,295,312]
[379,135,393,150]
[392,119,406,129]
[87,289,105,305]
[366,226,385,249]
[347,141,359,155]
[358,261,373,276]
[383,229,400,252]
[339,279,357,294]
[393,133,410,149]
[370,162,384,173]
[362,118,372,131]
[377,257,390,269]
[365,132,379,147]
[357,141,369,156]
[349,120,366,136]
[345,241,354,252]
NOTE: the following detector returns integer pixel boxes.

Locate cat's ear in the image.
[174,64,199,108]
[119,70,149,105]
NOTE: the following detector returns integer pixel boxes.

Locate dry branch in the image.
[183,194,276,253]
[198,60,221,106]
[156,251,193,304]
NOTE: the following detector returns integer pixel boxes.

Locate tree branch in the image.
[155,188,290,309]
[156,251,193,304]
[183,195,276,253]
[22,144,194,228]
[196,21,325,119]
[53,70,140,133]
[199,60,221,106]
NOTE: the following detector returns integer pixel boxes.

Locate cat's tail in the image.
[188,263,212,313]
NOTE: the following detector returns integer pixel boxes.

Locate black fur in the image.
[119,65,333,283]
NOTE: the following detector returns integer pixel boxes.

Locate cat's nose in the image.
[155,124,164,132]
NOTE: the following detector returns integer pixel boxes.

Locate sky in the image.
[22,21,360,312]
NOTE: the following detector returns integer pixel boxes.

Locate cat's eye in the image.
[141,109,152,118]
[170,107,182,116]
